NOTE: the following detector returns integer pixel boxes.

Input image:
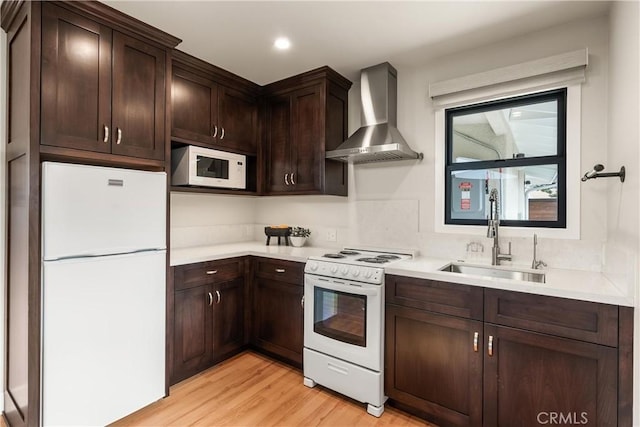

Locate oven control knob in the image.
[308,261,318,271]
[330,265,338,274]
[352,268,361,277]
[341,266,349,275]
[364,269,373,279]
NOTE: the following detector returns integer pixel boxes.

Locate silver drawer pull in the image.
[473,332,479,352]
[215,290,221,304]
[206,270,218,275]
[291,172,295,185]
[284,173,289,185]
[220,127,225,140]
[301,296,304,308]
[212,125,218,138]
[207,292,213,306]
[103,125,109,143]
[275,268,286,273]
[116,127,122,145]
[488,335,494,357]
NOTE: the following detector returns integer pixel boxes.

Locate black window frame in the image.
[445,88,567,228]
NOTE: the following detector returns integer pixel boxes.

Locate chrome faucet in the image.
[531,234,547,269]
[487,188,512,265]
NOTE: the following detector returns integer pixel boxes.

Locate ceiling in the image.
[104,1,610,86]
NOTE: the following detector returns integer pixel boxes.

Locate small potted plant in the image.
[289,227,311,247]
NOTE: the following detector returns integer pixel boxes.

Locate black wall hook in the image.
[581,164,625,182]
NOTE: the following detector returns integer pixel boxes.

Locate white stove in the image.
[303,248,412,417]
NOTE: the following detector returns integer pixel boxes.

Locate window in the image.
[444,89,566,228]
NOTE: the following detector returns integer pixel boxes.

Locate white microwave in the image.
[171,146,246,189]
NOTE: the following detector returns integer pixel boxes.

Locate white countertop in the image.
[171,242,633,307]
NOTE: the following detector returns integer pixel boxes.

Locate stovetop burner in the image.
[376,254,400,260]
[323,253,346,259]
[356,257,390,264]
[339,250,361,256]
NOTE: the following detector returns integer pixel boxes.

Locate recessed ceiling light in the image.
[274,37,291,50]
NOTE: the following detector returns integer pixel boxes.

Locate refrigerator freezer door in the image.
[42,162,166,260]
[42,250,166,426]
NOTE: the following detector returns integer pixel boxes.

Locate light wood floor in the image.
[112,351,433,426]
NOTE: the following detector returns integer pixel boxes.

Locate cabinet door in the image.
[212,278,245,362]
[290,85,323,192]
[385,304,483,427]
[111,31,166,160]
[171,68,217,145]
[265,95,291,193]
[483,324,618,427]
[41,3,112,153]
[217,85,258,154]
[173,284,213,383]
[252,277,303,365]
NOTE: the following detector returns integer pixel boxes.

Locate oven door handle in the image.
[306,278,380,296]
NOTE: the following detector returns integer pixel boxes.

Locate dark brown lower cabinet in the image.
[174,284,213,382]
[385,305,483,427]
[251,258,304,366]
[252,277,304,366]
[172,278,245,384]
[385,277,630,427]
[212,278,246,363]
[483,324,617,427]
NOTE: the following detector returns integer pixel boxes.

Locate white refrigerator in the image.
[41,162,167,426]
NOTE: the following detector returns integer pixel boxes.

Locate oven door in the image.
[304,274,383,371]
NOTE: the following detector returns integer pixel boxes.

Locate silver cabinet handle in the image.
[291,172,295,185]
[284,173,290,185]
[206,270,218,275]
[103,125,109,143]
[301,296,304,308]
[473,332,479,352]
[275,268,285,273]
[212,125,218,138]
[220,127,225,140]
[488,335,494,357]
[215,290,221,304]
[116,128,122,145]
[207,292,213,306]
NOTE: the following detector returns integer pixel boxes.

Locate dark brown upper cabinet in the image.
[41,3,170,162]
[171,50,259,155]
[263,67,351,196]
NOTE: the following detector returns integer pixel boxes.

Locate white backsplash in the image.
[418,232,604,271]
[171,224,255,249]
[171,193,607,272]
[350,200,420,249]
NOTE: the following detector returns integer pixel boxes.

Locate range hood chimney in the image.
[326,62,422,164]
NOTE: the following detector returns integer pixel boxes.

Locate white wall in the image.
[604,0,640,302]
[170,193,257,248]
[604,1,640,423]
[0,25,6,414]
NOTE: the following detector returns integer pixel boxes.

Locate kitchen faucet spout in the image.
[488,188,512,265]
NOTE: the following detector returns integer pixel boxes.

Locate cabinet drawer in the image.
[385,275,483,320]
[175,258,244,290]
[254,257,303,285]
[485,289,619,346]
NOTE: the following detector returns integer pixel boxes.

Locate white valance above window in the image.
[429,49,588,108]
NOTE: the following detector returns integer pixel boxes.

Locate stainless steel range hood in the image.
[326,62,422,164]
